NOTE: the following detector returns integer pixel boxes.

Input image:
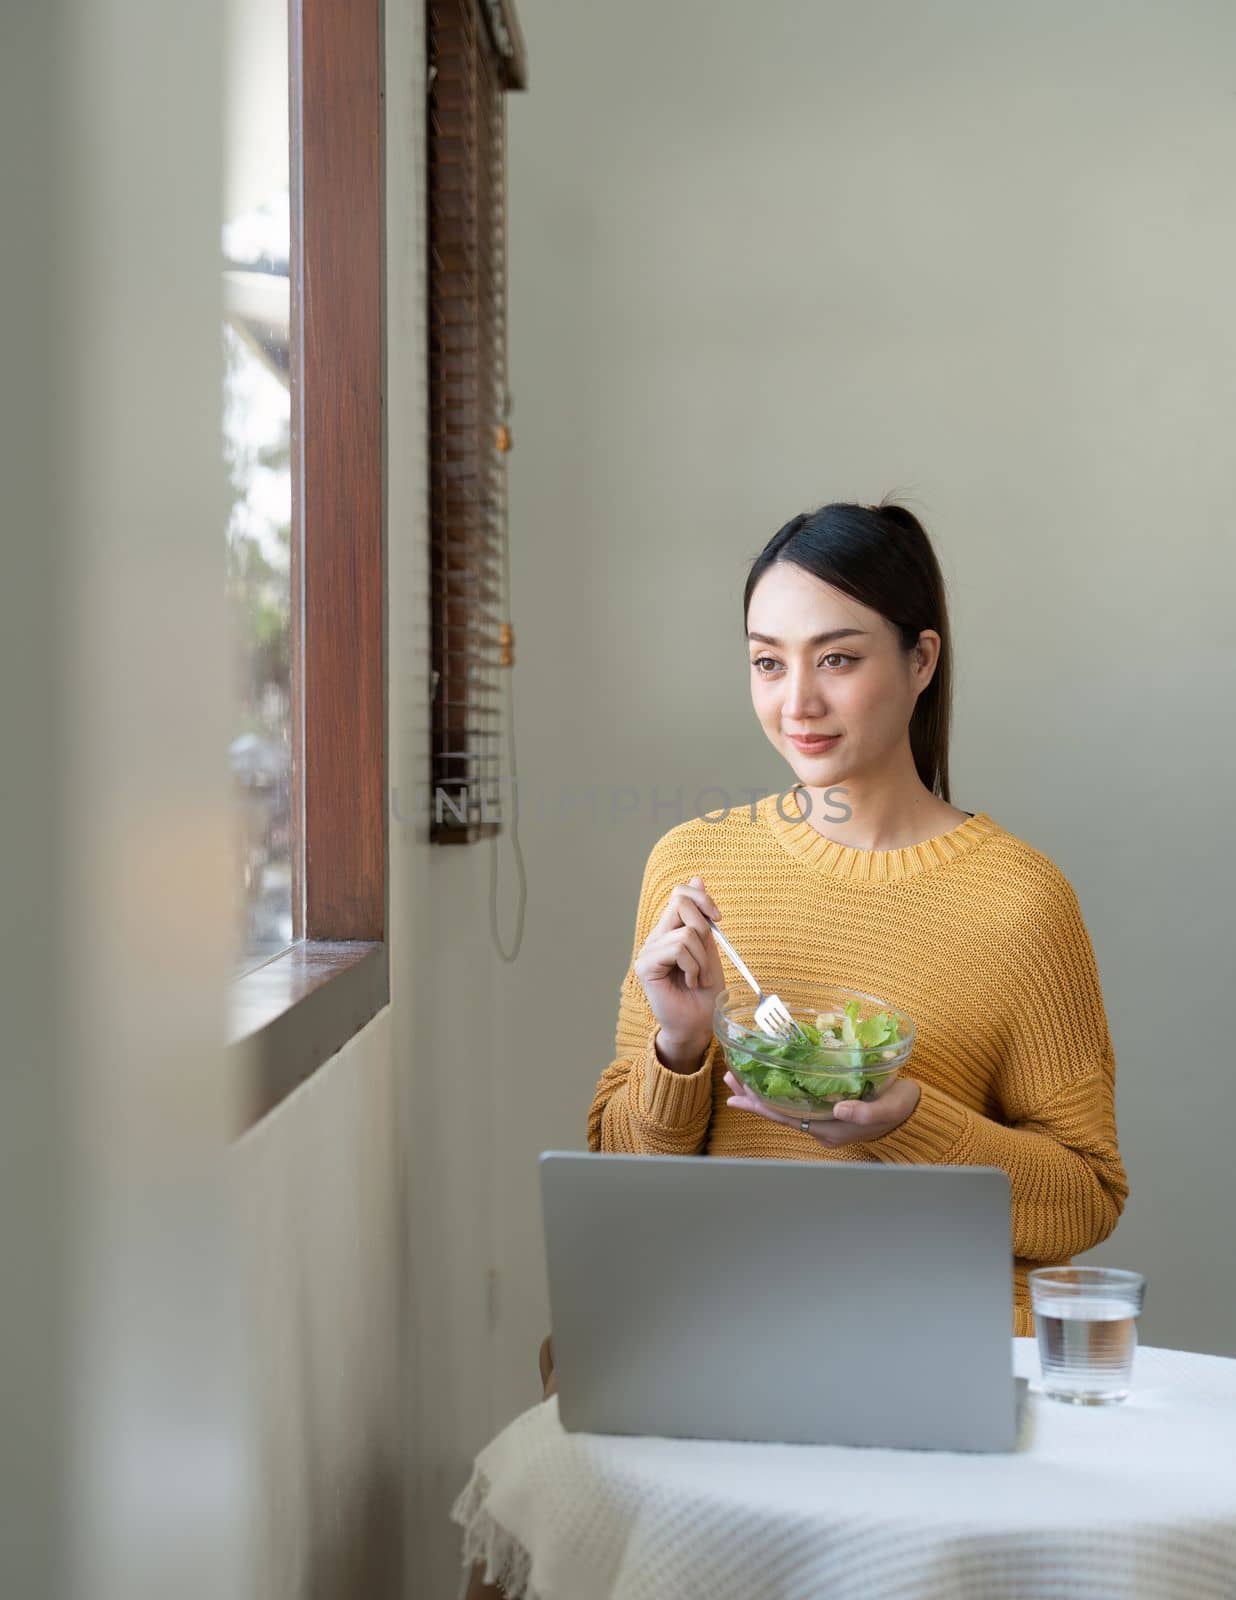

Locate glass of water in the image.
[1029,1267,1146,1404]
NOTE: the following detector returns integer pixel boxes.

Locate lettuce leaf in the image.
[726,1004,903,1110]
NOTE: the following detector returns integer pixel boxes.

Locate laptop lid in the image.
[540,1151,1018,1453]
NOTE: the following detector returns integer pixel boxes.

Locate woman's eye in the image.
[751,654,856,674]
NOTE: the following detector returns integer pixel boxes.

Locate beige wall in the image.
[234,1016,405,1596]
[2,2,250,1595]
[486,0,1236,1436]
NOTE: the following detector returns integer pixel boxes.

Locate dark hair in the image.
[743,498,954,803]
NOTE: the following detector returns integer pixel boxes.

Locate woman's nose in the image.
[781,667,824,718]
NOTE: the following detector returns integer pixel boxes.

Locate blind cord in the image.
[488,437,526,961]
[489,89,525,960]
[488,630,527,962]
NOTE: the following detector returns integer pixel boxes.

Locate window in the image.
[224,0,387,1124]
[222,4,293,977]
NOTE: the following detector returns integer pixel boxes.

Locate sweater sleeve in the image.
[860,866,1129,1264]
[586,841,718,1156]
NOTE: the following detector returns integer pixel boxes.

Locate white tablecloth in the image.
[452,1339,1236,1600]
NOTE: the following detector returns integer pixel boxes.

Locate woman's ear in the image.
[912,630,941,683]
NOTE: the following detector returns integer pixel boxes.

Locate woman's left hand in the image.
[723,1070,922,1148]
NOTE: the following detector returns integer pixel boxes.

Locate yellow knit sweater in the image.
[587,794,1128,1338]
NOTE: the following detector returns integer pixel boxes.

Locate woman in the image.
[466,500,1127,1598]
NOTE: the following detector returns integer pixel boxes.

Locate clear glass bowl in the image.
[713,985,916,1123]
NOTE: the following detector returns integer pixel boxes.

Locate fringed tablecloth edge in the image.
[451,1462,544,1600]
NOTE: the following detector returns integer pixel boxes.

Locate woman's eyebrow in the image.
[747,628,870,647]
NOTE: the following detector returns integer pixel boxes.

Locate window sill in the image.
[227,940,389,1129]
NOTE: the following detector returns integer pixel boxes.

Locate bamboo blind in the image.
[427,0,525,843]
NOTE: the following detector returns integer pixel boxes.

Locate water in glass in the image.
[1035,1295,1137,1403]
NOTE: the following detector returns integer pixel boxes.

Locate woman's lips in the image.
[788,733,841,753]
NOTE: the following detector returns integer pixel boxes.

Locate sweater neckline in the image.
[760,789,1000,884]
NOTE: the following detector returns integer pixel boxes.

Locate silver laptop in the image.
[540,1151,1027,1453]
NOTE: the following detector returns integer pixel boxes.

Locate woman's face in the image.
[746,561,939,789]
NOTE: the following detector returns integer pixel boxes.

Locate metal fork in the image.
[706,918,809,1043]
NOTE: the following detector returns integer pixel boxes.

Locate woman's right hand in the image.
[633,876,726,1066]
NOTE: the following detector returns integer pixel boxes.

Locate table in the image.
[452,1339,1236,1600]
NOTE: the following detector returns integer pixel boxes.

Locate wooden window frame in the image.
[228,0,388,1129]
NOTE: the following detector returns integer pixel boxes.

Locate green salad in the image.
[726,1000,903,1110]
